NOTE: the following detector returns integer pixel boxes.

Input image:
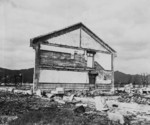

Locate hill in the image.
[0,67,33,83]
[114,71,149,87]
[0,67,149,86]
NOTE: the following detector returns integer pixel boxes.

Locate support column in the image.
[79,28,82,47]
[33,44,40,93]
[111,53,115,93]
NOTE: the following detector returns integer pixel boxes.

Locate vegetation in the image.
[9,108,117,125]
[0,67,150,87]
[114,71,150,87]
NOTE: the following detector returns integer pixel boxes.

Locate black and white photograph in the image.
[0,0,150,124]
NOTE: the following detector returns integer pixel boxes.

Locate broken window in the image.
[86,50,96,68]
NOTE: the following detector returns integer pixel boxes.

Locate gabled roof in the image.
[30,22,116,54]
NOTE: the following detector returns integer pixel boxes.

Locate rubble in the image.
[107,111,125,124]
[118,93,150,105]
[0,91,53,116]
[75,103,88,107]
[0,116,18,124]
[95,96,108,111]
[35,89,42,97]
[74,105,85,114]
[1,87,150,124]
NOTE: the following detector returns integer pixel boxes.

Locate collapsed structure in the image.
[30,23,116,92]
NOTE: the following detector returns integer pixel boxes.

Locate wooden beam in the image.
[41,42,111,54]
[32,23,82,44]
[33,44,40,92]
[39,65,95,72]
[111,53,114,93]
[79,28,82,47]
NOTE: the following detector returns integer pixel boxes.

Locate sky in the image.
[0,0,150,74]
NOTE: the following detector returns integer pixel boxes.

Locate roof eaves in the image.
[31,22,83,45]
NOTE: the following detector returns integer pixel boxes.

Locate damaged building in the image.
[30,23,117,92]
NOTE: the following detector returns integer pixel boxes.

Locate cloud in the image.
[0,0,150,74]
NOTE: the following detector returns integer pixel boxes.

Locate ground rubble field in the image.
[118,93,150,105]
[0,90,150,125]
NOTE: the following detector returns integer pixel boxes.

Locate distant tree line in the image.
[114,71,150,87]
[0,68,33,86]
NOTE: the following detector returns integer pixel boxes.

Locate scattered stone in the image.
[74,105,85,114]
[107,111,125,125]
[36,89,42,97]
[47,93,55,98]
[41,91,47,97]
[54,99,65,104]
[0,116,18,124]
[56,87,64,94]
[95,96,108,111]
[112,104,118,107]
[118,93,150,105]
[75,103,88,107]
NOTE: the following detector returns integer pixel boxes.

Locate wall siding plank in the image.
[40,50,87,68]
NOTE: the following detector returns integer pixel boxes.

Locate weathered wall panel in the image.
[95,52,111,70]
[45,29,109,53]
[40,50,86,68]
[39,70,89,83]
[47,29,80,47]
[31,23,116,92]
[40,50,71,60]
[38,83,89,90]
[41,44,84,55]
[96,70,112,84]
[81,29,109,52]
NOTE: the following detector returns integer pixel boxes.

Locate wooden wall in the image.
[38,83,112,91]
[40,50,86,68]
[32,34,114,91]
[38,83,89,90]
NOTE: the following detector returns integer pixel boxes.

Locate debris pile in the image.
[0,91,53,116]
[0,90,120,125]
[64,89,112,97]
[1,87,150,125]
[118,93,150,105]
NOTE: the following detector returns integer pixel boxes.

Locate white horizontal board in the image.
[96,80,111,84]
[39,70,89,83]
[40,44,84,55]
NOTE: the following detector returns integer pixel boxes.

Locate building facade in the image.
[30,23,117,92]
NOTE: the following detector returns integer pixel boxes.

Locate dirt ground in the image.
[0,90,150,125]
[0,91,117,125]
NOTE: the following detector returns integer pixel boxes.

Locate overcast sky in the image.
[0,0,150,74]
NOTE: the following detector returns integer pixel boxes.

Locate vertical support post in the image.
[33,44,40,93]
[79,28,82,47]
[111,53,115,93]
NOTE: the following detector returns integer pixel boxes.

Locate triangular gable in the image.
[81,29,109,52]
[81,24,116,54]
[46,28,109,52]
[31,23,116,54]
[47,29,80,47]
